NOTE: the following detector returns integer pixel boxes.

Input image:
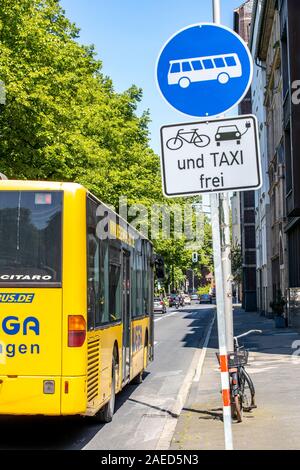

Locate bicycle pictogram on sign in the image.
[166,128,210,150]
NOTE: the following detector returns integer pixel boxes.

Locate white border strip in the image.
[156,310,216,449]
[193,311,216,382]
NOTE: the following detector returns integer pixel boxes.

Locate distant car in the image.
[154,297,167,314]
[199,293,212,304]
[183,294,191,305]
[215,125,241,146]
[190,294,199,301]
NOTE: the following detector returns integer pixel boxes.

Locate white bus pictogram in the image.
[167,53,242,88]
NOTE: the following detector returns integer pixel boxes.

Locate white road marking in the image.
[154,311,177,322]
[193,311,216,382]
[156,309,216,450]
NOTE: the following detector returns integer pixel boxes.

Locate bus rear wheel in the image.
[217,72,229,84]
[178,77,190,88]
[94,358,116,423]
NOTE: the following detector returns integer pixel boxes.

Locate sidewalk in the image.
[170,308,300,450]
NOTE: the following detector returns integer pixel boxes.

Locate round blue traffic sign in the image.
[156,23,253,118]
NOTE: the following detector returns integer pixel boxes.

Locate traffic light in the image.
[154,255,165,280]
[192,252,198,263]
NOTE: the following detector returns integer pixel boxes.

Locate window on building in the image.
[244,226,256,249]
[285,125,292,194]
[244,211,255,224]
[243,192,255,208]
[281,26,289,100]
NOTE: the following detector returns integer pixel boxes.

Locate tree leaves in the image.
[0,0,213,288]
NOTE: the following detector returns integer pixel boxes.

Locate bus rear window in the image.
[0,191,63,285]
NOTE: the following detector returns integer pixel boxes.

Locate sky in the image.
[60,0,245,155]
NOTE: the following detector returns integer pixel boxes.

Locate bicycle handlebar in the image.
[234,329,262,340]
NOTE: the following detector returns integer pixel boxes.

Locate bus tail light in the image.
[68,315,86,347]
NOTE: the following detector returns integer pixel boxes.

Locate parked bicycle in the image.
[166,128,210,150]
[217,329,262,423]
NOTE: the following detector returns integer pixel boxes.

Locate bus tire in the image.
[94,358,116,423]
[132,371,143,385]
[217,72,229,84]
[178,77,190,88]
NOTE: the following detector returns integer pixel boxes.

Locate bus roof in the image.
[0,179,152,245]
[169,52,238,64]
[0,179,84,192]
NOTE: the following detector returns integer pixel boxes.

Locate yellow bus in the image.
[0,180,154,422]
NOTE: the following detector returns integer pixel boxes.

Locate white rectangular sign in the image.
[160,115,262,197]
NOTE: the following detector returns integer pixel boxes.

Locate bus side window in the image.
[202,59,214,69]
[182,61,192,72]
[142,243,151,315]
[131,252,137,318]
[225,56,237,67]
[97,240,109,326]
[136,251,143,317]
[214,57,226,68]
[191,60,203,70]
[109,246,122,322]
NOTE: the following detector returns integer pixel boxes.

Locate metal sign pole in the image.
[211,0,234,450]
[212,0,221,23]
[220,193,234,350]
[210,193,233,450]
[212,0,234,352]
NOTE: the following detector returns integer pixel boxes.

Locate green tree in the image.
[0,0,161,206]
[0,0,213,288]
[231,243,243,284]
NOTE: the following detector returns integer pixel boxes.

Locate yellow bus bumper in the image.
[0,376,87,416]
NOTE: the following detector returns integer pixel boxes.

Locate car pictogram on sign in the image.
[215,121,251,146]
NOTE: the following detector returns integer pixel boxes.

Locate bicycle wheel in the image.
[240,368,256,411]
[166,137,183,150]
[230,370,243,422]
[233,394,243,423]
[193,134,210,148]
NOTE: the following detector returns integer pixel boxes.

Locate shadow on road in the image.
[0,374,150,450]
[182,407,223,421]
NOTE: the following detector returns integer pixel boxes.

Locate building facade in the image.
[250,0,300,326]
[249,0,273,316]
[234,0,258,312]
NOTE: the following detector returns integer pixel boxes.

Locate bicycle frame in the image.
[175,129,199,143]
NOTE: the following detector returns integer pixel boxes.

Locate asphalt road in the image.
[0,304,215,450]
